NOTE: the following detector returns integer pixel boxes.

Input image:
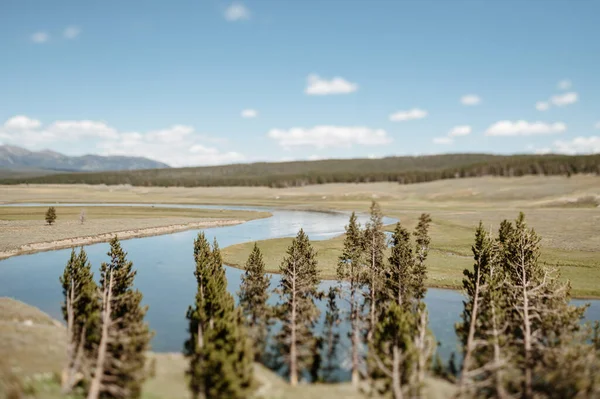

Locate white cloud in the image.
[224,3,251,21]
[267,125,391,149]
[0,115,243,167]
[3,115,42,130]
[485,120,567,136]
[535,101,550,111]
[305,74,357,95]
[389,108,427,122]
[47,120,119,139]
[31,32,49,43]
[553,136,600,155]
[448,125,472,137]
[534,147,552,155]
[557,80,572,90]
[595,122,600,129]
[460,94,481,106]
[433,137,453,145]
[241,109,258,118]
[63,26,81,39]
[550,92,578,107]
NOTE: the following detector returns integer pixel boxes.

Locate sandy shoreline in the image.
[0,219,244,261]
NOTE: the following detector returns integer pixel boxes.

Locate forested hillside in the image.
[1,153,598,188]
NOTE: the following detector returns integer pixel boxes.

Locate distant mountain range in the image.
[0,145,169,173]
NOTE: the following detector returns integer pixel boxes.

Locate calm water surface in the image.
[0,203,598,374]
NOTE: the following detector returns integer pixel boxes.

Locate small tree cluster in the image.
[456,213,600,398]
[59,237,152,399]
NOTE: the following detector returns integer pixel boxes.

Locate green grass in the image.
[223,210,600,298]
[0,206,271,222]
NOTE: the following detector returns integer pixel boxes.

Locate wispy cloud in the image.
[485,120,566,137]
[535,102,549,111]
[305,74,358,95]
[460,94,481,106]
[448,125,472,137]
[550,92,578,107]
[557,79,572,90]
[241,109,258,118]
[433,137,453,145]
[63,26,81,39]
[268,125,391,149]
[595,121,600,129]
[224,3,251,21]
[553,136,600,154]
[389,108,427,122]
[31,32,49,44]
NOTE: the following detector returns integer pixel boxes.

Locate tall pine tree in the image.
[238,243,272,362]
[185,233,253,399]
[100,237,151,399]
[363,201,386,343]
[60,247,100,393]
[275,229,321,386]
[336,212,366,385]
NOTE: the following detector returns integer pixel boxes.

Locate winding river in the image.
[1,203,598,378]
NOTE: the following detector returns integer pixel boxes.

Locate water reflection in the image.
[0,203,598,374]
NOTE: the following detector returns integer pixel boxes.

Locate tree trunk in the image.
[290,259,298,386]
[351,294,359,386]
[458,267,481,393]
[369,235,376,343]
[491,299,507,399]
[392,344,403,399]
[87,271,113,399]
[522,259,533,399]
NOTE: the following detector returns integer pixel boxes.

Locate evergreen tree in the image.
[59,247,100,393]
[412,213,431,302]
[238,243,272,362]
[371,302,414,399]
[336,212,365,385]
[275,229,321,386]
[363,201,386,343]
[455,222,509,396]
[383,222,414,310]
[185,233,253,399]
[96,236,152,399]
[321,287,341,383]
[46,206,57,225]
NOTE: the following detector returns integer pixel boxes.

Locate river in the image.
[0,203,598,379]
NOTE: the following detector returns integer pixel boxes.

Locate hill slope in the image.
[0,145,169,172]
[2,153,598,187]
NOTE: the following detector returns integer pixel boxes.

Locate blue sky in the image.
[0,0,599,166]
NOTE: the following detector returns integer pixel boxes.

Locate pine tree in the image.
[383,222,413,310]
[412,213,431,302]
[275,229,321,386]
[371,302,414,399]
[46,206,57,225]
[336,212,365,385]
[185,233,253,399]
[363,201,386,343]
[455,222,504,396]
[321,286,341,383]
[498,213,587,397]
[89,236,152,399]
[60,247,100,393]
[238,243,272,362]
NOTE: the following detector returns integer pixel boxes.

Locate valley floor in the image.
[1,176,599,296]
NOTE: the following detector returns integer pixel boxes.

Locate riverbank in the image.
[0,297,455,399]
[0,206,271,260]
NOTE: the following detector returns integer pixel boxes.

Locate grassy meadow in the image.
[1,176,599,296]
